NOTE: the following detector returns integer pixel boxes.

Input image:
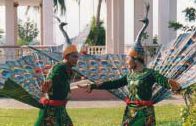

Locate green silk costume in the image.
[35,62,73,126]
[92,68,170,126]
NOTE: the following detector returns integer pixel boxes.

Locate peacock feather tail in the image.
[0,24,91,108]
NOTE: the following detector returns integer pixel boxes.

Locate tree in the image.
[76,0,103,27]
[53,0,66,14]
[169,2,196,124]
[76,0,106,45]
[96,0,103,27]
[26,0,66,15]
[169,0,196,31]
[54,0,81,14]
[181,85,196,126]
[17,19,39,45]
[86,17,105,46]
[0,28,3,39]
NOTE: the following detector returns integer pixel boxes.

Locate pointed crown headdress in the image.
[127,3,150,62]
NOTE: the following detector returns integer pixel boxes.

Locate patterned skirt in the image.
[121,105,155,126]
[34,106,73,126]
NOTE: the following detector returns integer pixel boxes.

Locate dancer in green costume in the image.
[35,45,79,126]
[79,54,181,126]
[78,3,181,126]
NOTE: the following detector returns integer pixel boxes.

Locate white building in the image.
[0,0,178,54]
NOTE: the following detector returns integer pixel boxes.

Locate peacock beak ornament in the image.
[54,16,78,57]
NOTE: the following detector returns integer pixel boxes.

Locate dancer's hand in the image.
[77,84,92,93]
[168,79,181,92]
[41,80,52,93]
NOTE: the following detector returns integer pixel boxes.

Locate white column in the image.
[5,0,18,46]
[42,0,54,45]
[158,0,177,44]
[106,0,112,53]
[106,0,124,54]
[134,0,153,45]
[168,0,177,42]
[40,3,43,45]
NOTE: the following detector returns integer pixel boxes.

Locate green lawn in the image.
[0,104,182,126]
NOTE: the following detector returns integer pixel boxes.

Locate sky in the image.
[0,0,196,45]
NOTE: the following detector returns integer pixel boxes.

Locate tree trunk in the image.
[94,0,103,44]
[96,0,102,27]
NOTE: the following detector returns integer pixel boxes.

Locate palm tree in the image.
[54,0,80,14]
[53,0,66,14]
[94,0,105,45]
[183,7,196,22]
[0,29,3,39]
[169,0,196,31]
[96,0,103,26]
[83,0,106,45]
[26,0,66,15]
[76,0,104,27]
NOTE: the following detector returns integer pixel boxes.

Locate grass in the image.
[0,104,182,126]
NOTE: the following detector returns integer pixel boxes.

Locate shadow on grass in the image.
[157,121,182,126]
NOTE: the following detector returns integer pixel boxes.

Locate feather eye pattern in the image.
[73,54,123,84]
[72,53,130,100]
[148,31,196,103]
[0,23,91,108]
[149,31,195,85]
[0,14,195,108]
[0,50,60,108]
[1,34,194,107]
[73,4,195,103]
[74,32,196,103]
